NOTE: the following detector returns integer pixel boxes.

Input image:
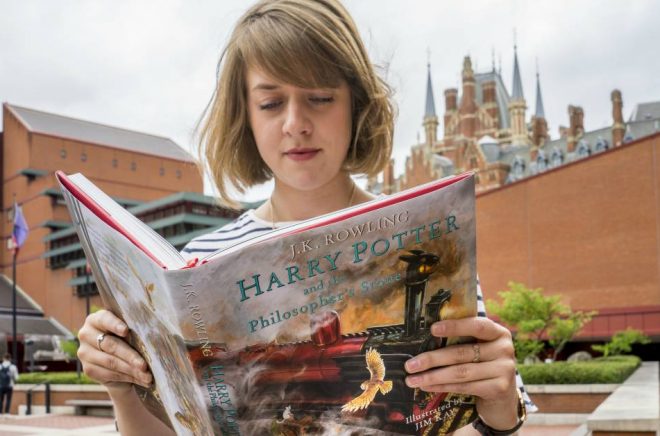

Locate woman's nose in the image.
[282,101,312,137]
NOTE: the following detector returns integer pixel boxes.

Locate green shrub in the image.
[17,371,98,385]
[518,355,641,384]
[592,328,651,357]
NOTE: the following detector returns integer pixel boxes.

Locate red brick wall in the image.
[476,133,660,332]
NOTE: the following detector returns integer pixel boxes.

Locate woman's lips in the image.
[284,148,320,161]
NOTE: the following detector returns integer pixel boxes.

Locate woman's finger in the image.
[79,342,152,387]
[406,359,515,392]
[78,327,147,372]
[430,317,510,343]
[81,359,151,388]
[406,339,513,374]
[410,376,514,401]
[87,310,128,337]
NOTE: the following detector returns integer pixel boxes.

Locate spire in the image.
[424,63,436,118]
[511,45,524,101]
[535,71,545,118]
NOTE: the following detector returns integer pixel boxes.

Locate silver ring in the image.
[97,333,107,353]
[472,343,481,363]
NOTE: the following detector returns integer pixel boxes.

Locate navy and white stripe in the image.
[181,210,537,413]
[181,210,274,259]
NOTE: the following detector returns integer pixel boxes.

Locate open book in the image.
[57,170,478,435]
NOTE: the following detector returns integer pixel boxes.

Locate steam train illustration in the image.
[188,250,476,434]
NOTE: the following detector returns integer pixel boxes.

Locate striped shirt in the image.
[181,209,538,413]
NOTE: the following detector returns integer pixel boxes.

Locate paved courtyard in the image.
[0,414,578,436]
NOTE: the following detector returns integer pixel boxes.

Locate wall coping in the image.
[525,384,619,394]
[587,361,659,433]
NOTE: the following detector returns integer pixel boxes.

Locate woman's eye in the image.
[259,101,282,110]
[310,96,334,104]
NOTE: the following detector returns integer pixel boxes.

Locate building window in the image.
[551,148,563,168]
[81,152,87,162]
[537,151,548,172]
[577,140,591,158]
[60,149,67,159]
[131,161,137,171]
[112,158,118,168]
[176,169,182,179]
[159,167,165,176]
[595,137,609,152]
[512,157,525,180]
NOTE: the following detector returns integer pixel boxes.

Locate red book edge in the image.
[56,170,473,270]
[55,170,169,270]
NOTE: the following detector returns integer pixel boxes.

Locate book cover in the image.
[57,171,478,435]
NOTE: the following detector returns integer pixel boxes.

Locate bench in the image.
[65,399,114,417]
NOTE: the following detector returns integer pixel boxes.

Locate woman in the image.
[77,1,533,434]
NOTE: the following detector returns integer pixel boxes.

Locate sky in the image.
[1,0,659,201]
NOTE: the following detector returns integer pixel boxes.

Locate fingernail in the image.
[406,375,421,387]
[406,358,420,371]
[116,324,127,335]
[432,322,445,336]
[133,358,144,368]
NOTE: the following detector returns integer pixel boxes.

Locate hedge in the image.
[518,355,641,384]
[17,371,98,385]
[17,355,641,386]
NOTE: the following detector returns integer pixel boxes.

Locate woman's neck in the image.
[255,174,374,223]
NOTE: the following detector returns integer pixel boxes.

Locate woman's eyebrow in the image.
[251,83,280,91]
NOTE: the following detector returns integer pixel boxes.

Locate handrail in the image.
[25,381,51,415]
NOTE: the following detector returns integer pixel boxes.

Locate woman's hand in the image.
[405,317,520,431]
[77,310,153,395]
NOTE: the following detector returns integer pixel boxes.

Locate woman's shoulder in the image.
[180,210,273,259]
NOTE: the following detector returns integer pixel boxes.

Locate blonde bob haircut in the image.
[198,0,395,208]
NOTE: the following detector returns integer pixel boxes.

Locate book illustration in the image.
[341,348,393,413]
[186,243,475,434]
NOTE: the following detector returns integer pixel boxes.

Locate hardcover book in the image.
[56,170,478,435]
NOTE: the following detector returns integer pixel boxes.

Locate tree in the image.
[592,328,651,357]
[487,282,596,362]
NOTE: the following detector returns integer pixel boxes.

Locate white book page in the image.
[68,173,187,270]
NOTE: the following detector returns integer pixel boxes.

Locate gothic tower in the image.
[531,70,549,153]
[508,45,528,145]
[423,63,439,148]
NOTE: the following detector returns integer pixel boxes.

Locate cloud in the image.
[2,1,659,197]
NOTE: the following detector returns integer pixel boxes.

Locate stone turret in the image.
[423,63,439,147]
[508,45,528,145]
[531,72,549,150]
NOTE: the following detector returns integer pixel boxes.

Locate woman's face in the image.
[246,67,353,192]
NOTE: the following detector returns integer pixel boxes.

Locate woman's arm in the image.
[77,310,175,436]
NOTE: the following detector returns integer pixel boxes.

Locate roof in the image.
[534,73,545,118]
[424,64,437,118]
[474,71,512,128]
[630,101,660,122]
[0,315,72,337]
[0,275,43,316]
[511,46,524,101]
[6,103,194,162]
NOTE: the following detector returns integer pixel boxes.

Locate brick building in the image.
[0,103,239,364]
[370,51,660,348]
[377,47,660,194]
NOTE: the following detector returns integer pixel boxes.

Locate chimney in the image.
[567,105,584,153]
[481,80,499,128]
[611,89,625,146]
[444,88,458,138]
[382,158,396,195]
[459,56,477,138]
